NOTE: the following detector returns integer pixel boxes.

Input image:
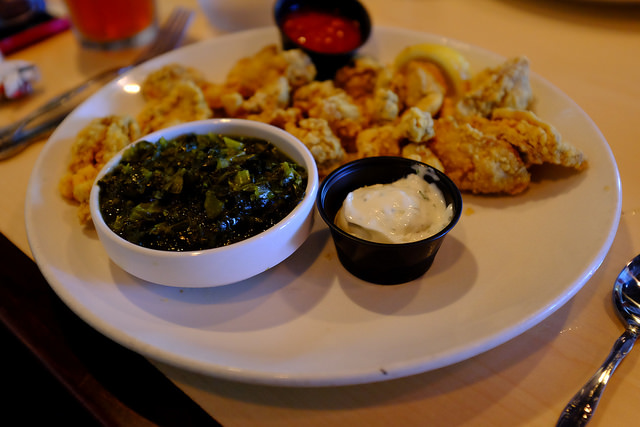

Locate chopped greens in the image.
[98,133,307,251]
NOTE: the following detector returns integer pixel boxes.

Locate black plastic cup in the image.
[273,0,372,80]
[317,157,463,285]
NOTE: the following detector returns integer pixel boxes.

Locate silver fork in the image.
[0,7,194,160]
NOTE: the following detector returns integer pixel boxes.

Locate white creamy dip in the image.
[334,174,453,244]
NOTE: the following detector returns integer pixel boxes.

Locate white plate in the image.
[25,27,621,387]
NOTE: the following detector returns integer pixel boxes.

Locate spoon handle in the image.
[557,328,637,426]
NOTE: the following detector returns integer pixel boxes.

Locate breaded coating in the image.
[366,88,400,124]
[334,56,385,104]
[59,115,141,224]
[309,92,363,123]
[488,108,587,170]
[61,43,590,220]
[395,107,435,143]
[225,45,286,97]
[414,92,445,117]
[203,46,314,114]
[246,76,291,112]
[401,143,445,172]
[222,76,291,119]
[308,92,361,137]
[137,80,212,134]
[431,117,530,195]
[200,81,229,111]
[454,56,532,118]
[220,92,244,117]
[292,81,341,112]
[224,45,316,98]
[247,107,302,129]
[140,63,205,101]
[284,118,345,176]
[355,125,401,158]
[375,66,394,91]
[281,49,317,90]
[393,61,446,112]
[294,80,363,152]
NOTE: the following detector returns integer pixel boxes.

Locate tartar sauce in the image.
[334,174,453,244]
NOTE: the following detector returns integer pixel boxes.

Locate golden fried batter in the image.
[224,45,316,99]
[366,88,400,124]
[393,61,446,113]
[224,45,285,97]
[137,80,212,134]
[454,56,532,118]
[140,63,205,101]
[293,80,363,152]
[431,117,531,195]
[334,56,385,104]
[281,49,317,90]
[222,76,291,119]
[284,118,345,176]
[355,125,401,158]
[292,81,340,112]
[401,143,445,172]
[61,44,590,225]
[59,115,141,224]
[488,108,587,170]
[396,107,435,143]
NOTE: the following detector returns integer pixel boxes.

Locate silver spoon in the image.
[557,254,640,426]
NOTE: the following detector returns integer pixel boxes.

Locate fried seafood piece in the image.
[354,107,435,160]
[413,92,445,117]
[140,63,205,101]
[293,80,363,152]
[392,61,446,115]
[247,107,302,129]
[292,81,341,112]
[401,143,445,172]
[59,115,141,225]
[453,56,532,118]
[431,117,530,195]
[487,108,587,170]
[224,45,285,97]
[284,118,345,175]
[203,47,315,114]
[375,65,394,91]
[137,80,212,134]
[294,81,362,122]
[366,88,400,124]
[396,107,435,143]
[224,45,316,98]
[282,49,317,90]
[221,76,290,118]
[355,125,401,158]
[334,56,385,104]
[309,92,362,151]
[199,81,229,111]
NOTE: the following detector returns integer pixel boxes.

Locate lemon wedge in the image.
[394,43,471,97]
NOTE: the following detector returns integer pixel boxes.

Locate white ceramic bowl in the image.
[90,119,319,287]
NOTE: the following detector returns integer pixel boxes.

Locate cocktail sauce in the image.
[282,10,362,54]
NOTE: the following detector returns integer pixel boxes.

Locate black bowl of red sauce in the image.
[274,0,372,80]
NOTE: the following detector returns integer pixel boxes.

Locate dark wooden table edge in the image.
[0,232,222,426]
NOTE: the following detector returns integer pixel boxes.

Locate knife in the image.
[0,7,194,160]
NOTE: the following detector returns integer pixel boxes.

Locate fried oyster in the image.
[60,43,589,225]
[59,115,140,224]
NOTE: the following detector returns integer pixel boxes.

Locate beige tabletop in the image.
[2,0,640,425]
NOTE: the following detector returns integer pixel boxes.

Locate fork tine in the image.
[133,7,194,65]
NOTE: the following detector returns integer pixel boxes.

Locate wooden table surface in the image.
[2,0,640,425]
